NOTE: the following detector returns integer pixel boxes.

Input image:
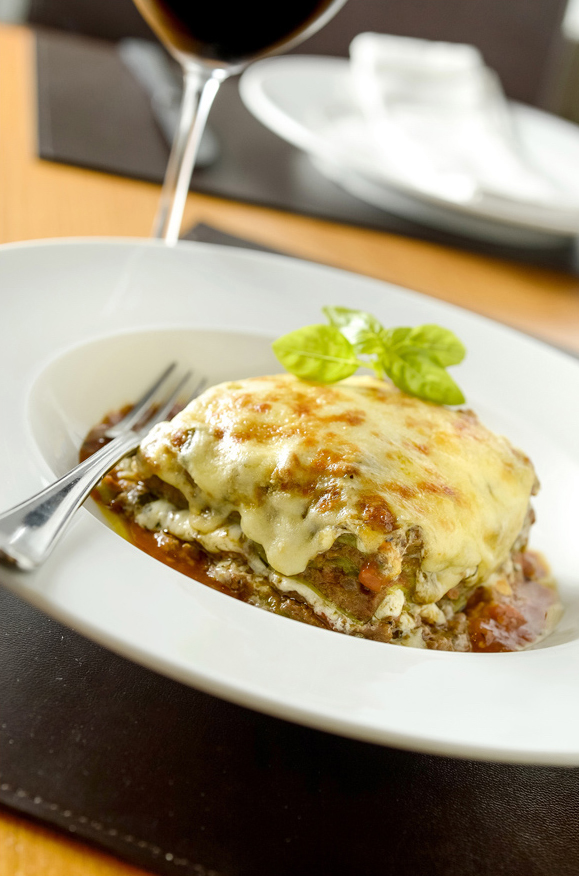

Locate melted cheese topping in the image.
[136,374,537,601]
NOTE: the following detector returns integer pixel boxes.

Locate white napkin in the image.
[349,33,572,207]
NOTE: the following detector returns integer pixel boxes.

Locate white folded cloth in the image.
[349,33,573,206]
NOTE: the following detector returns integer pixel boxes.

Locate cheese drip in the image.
[136,374,537,598]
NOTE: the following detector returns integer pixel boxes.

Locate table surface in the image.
[2,20,579,876]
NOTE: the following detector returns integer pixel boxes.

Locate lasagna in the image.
[85,374,560,651]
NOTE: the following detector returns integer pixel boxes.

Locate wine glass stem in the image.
[152,66,223,245]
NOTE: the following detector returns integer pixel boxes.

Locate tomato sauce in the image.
[466,572,557,653]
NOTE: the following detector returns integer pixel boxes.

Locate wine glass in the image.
[132,0,348,244]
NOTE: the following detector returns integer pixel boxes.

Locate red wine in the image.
[134,0,342,65]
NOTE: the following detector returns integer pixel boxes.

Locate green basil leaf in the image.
[387,324,466,367]
[323,306,383,350]
[274,309,467,404]
[380,326,412,347]
[384,353,465,405]
[272,324,360,383]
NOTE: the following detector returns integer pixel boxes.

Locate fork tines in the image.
[104,365,206,440]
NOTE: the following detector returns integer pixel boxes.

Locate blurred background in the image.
[2,0,579,267]
[0,0,577,115]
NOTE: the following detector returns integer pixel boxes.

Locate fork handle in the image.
[0,432,140,571]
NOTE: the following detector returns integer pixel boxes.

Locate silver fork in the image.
[0,364,207,572]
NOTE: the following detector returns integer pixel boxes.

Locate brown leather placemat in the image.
[34,27,579,271]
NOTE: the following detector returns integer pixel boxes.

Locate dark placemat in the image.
[34,27,579,273]
[182,222,282,254]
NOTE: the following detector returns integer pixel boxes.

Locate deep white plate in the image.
[2,238,579,765]
[240,56,579,247]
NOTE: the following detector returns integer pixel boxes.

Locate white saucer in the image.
[2,239,579,765]
[240,56,579,247]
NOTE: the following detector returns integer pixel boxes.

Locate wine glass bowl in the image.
[134,0,347,70]
[132,0,348,242]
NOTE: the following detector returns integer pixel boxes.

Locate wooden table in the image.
[1,20,579,876]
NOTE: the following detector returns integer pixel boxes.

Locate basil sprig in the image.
[272,306,466,405]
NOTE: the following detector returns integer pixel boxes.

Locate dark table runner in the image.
[2,225,579,876]
[34,27,579,273]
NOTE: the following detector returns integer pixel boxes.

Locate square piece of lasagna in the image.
[87,375,560,651]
